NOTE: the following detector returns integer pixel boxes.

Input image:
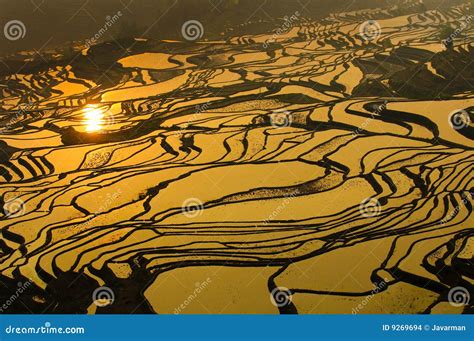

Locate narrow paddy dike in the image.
[0,1,473,314]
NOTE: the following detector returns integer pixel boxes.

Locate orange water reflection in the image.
[83,106,106,132]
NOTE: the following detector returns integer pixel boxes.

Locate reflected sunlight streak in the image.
[83,106,106,132]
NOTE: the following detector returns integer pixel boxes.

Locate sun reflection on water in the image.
[83,106,106,132]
